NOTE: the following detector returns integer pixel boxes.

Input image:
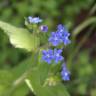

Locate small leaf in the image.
[0,21,39,51]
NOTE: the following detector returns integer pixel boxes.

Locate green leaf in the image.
[30,71,70,96]
[12,54,37,80]
[45,83,70,96]
[29,62,70,96]
[11,83,29,96]
[26,53,70,96]
[1,54,37,96]
[0,70,13,96]
[0,21,39,51]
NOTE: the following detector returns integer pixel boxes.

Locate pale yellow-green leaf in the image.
[0,21,39,51]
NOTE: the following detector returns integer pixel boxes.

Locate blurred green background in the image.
[0,0,96,96]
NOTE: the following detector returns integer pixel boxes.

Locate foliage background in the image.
[0,0,96,96]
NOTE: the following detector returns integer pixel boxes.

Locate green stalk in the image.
[25,79,34,93]
[67,17,96,68]
[72,17,96,37]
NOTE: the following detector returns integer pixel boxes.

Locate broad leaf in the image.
[1,53,38,96]
[0,70,13,96]
[0,21,39,51]
[29,62,70,96]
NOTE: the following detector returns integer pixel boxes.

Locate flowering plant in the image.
[0,16,71,96]
[28,16,71,81]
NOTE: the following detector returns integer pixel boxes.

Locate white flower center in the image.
[47,54,50,57]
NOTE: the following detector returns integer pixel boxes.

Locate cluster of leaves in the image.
[0,0,96,96]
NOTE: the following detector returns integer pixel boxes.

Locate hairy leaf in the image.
[0,21,39,51]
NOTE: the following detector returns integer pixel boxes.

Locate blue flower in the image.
[61,64,70,81]
[42,49,54,64]
[62,36,71,45]
[42,48,64,64]
[40,25,48,32]
[48,24,71,46]
[53,49,64,63]
[28,16,42,24]
[48,32,61,46]
[57,24,71,45]
[57,24,64,32]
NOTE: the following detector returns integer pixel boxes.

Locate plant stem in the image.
[72,17,96,37]
[25,79,34,93]
[68,23,96,68]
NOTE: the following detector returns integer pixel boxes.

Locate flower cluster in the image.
[28,16,42,24]
[49,24,71,46]
[42,24,71,64]
[41,23,71,81]
[27,16,71,81]
[61,64,70,81]
[27,16,48,32]
[42,49,64,64]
